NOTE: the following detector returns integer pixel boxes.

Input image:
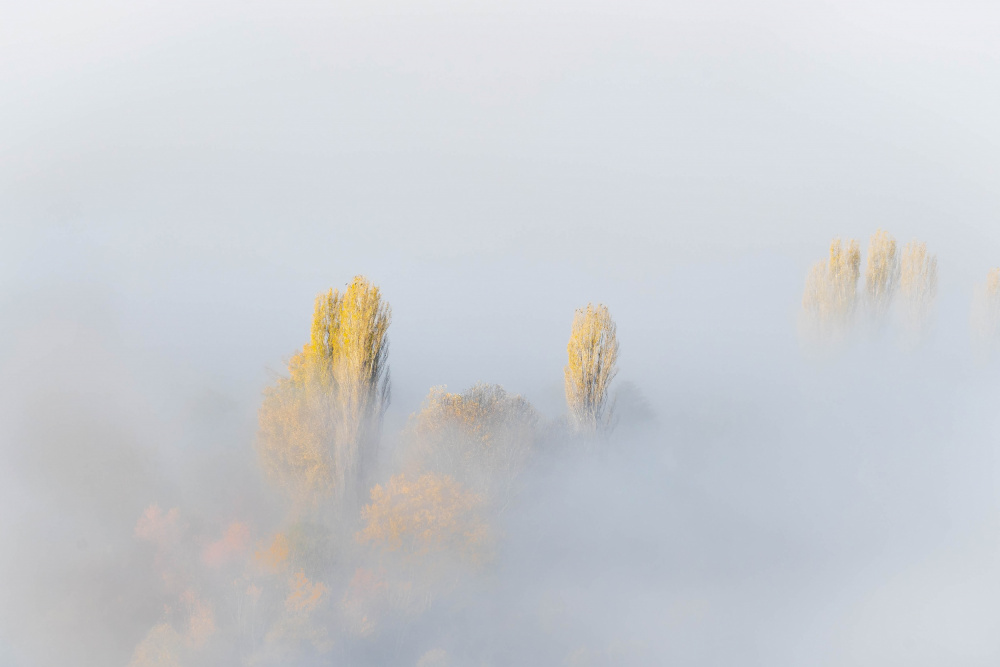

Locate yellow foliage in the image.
[865,229,899,324]
[800,238,861,346]
[265,570,332,651]
[405,383,538,507]
[180,590,216,649]
[359,473,491,564]
[330,276,392,501]
[971,267,1000,355]
[258,378,337,502]
[899,240,938,346]
[564,303,619,436]
[286,570,327,614]
[258,275,391,505]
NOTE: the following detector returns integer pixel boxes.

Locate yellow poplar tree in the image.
[865,229,899,326]
[971,267,1000,356]
[800,238,861,346]
[564,303,619,436]
[258,276,391,506]
[899,241,938,346]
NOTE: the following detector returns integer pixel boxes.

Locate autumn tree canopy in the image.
[403,383,539,510]
[258,276,391,507]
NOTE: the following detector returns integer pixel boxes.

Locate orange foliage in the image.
[128,623,182,667]
[202,521,251,567]
[135,505,181,545]
[255,533,290,572]
[180,590,216,648]
[128,591,216,666]
[286,570,328,614]
[265,570,332,651]
[341,568,389,637]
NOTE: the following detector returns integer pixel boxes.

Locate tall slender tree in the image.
[899,241,938,346]
[865,229,899,327]
[800,238,861,346]
[564,303,619,437]
[258,276,390,507]
[971,267,1000,356]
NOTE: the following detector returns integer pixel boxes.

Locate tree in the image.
[330,277,392,502]
[258,276,391,507]
[402,383,539,510]
[865,229,899,327]
[359,473,491,565]
[898,241,938,346]
[800,238,861,346]
[564,303,619,436]
[971,267,1000,357]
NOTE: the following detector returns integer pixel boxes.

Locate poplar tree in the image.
[972,268,1000,355]
[899,241,938,346]
[800,238,861,346]
[865,229,899,327]
[258,276,391,507]
[564,303,619,437]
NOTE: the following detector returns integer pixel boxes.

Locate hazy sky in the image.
[2,2,1000,665]
[4,0,1000,401]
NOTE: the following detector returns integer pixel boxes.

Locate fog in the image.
[3,0,1000,665]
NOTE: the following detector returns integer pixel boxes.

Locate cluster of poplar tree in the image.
[257,276,620,512]
[800,230,1000,355]
[800,230,939,348]
[237,276,621,663]
[127,276,623,667]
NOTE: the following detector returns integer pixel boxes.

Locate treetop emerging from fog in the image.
[800,231,940,351]
[565,303,619,437]
[258,276,391,508]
